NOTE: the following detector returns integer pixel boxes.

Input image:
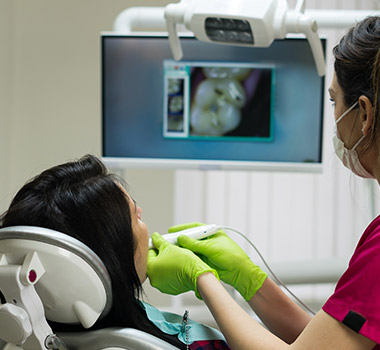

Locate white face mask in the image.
[332,101,375,179]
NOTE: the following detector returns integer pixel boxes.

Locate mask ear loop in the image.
[346,105,367,159]
[351,134,366,151]
[347,102,366,151]
[335,101,359,124]
[335,101,364,142]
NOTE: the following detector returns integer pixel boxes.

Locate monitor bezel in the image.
[101,32,326,173]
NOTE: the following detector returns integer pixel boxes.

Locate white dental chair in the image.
[0,226,179,350]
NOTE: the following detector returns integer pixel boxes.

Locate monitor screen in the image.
[102,34,325,171]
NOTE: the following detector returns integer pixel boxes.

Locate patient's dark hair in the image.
[0,154,184,349]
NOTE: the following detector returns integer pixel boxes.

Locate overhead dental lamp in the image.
[164,0,326,76]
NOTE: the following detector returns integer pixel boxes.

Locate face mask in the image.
[333,101,375,179]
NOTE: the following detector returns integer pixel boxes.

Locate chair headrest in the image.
[0,226,112,328]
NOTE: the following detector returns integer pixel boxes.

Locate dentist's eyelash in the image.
[329,98,336,107]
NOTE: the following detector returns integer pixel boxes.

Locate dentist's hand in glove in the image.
[147,232,219,298]
[170,223,267,301]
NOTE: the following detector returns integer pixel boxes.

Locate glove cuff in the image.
[194,268,219,299]
[236,263,268,301]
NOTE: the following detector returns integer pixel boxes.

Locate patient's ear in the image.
[359,95,374,135]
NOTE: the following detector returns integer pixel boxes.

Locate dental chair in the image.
[0,226,179,350]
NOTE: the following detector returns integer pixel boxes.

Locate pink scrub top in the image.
[323,215,380,348]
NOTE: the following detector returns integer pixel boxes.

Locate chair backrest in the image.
[0,226,112,327]
[0,226,179,350]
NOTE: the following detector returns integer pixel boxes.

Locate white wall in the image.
[0,0,12,211]
[0,0,175,234]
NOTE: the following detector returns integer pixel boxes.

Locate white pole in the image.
[113,7,166,32]
[306,9,380,29]
[113,7,380,33]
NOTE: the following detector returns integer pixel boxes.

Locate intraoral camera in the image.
[165,0,325,76]
[149,224,220,249]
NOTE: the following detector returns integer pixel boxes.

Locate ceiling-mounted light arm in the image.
[165,3,187,60]
[285,9,326,76]
[164,0,326,76]
[294,0,306,14]
[284,0,325,76]
[114,7,167,33]
[113,1,378,77]
[299,16,326,76]
[113,5,379,34]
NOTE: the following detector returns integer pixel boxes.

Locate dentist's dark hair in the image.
[333,15,380,149]
[0,154,185,349]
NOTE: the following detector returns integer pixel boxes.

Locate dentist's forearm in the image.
[197,272,288,349]
[248,278,312,343]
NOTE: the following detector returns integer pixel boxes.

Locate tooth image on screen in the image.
[203,67,252,80]
[190,67,250,136]
[169,95,184,114]
[168,78,182,95]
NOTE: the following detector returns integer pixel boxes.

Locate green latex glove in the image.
[147,232,219,298]
[171,222,267,301]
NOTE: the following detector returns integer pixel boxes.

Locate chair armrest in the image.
[58,327,180,350]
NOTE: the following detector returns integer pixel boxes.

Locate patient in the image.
[0,154,229,350]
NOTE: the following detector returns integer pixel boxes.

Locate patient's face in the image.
[127,190,149,283]
[132,201,149,283]
[121,188,149,283]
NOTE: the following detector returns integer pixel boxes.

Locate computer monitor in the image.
[101,33,325,171]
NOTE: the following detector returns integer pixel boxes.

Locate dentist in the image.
[148,15,380,349]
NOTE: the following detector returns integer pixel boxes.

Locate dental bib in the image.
[140,301,226,345]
